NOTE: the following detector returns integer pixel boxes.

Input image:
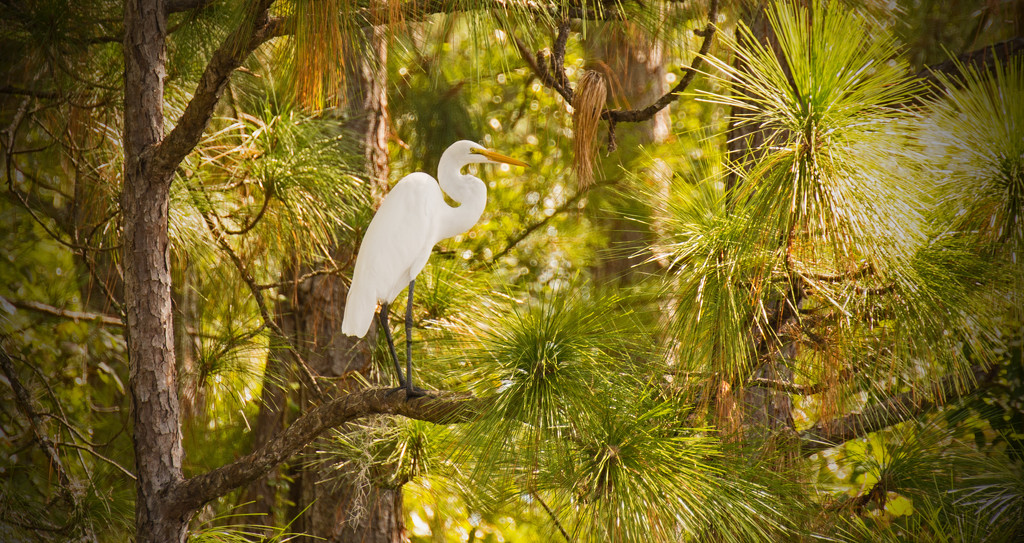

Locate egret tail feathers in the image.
[342,287,376,338]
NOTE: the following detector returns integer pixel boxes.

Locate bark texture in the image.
[587,21,670,285]
[238,24,402,542]
[721,2,798,448]
[122,0,187,541]
[173,389,476,513]
[293,25,403,543]
[122,1,278,540]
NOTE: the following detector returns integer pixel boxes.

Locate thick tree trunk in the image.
[295,24,401,543]
[724,4,776,201]
[240,24,402,543]
[122,0,188,541]
[587,22,670,285]
[722,2,798,449]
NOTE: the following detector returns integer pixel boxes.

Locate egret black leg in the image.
[377,302,406,388]
[404,280,427,398]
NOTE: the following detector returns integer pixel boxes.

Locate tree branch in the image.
[747,377,827,396]
[602,0,719,125]
[0,347,77,504]
[510,0,719,151]
[170,388,478,515]
[512,33,575,104]
[918,37,1024,87]
[151,1,279,181]
[189,183,326,400]
[223,185,272,235]
[0,85,59,99]
[255,265,342,290]
[5,298,124,327]
[532,491,572,542]
[799,368,989,455]
[483,181,607,267]
[6,296,217,339]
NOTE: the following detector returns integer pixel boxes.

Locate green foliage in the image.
[704,0,923,259]
[3,0,1023,541]
[926,57,1024,262]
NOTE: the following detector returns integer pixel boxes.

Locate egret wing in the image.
[341,173,444,337]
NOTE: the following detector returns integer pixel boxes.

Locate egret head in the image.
[444,140,529,169]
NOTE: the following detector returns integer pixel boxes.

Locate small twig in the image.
[78,248,126,318]
[533,491,572,542]
[255,266,341,290]
[8,296,218,339]
[55,441,136,480]
[606,118,617,152]
[188,182,326,401]
[7,298,123,326]
[483,182,608,267]
[224,186,272,235]
[0,347,77,503]
[747,377,827,396]
[602,0,719,124]
[5,184,121,253]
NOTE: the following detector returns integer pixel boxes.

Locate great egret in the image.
[342,140,529,396]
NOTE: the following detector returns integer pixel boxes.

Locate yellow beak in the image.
[472,148,530,168]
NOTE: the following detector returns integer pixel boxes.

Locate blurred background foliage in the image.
[1,0,1023,541]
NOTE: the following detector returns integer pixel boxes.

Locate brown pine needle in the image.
[572,70,607,188]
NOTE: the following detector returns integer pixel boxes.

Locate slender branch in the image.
[483,182,606,267]
[4,184,120,253]
[6,298,124,327]
[0,347,76,503]
[7,297,216,340]
[223,186,271,235]
[170,388,478,515]
[533,491,572,542]
[918,37,1024,87]
[747,377,827,396]
[190,185,325,400]
[77,248,126,318]
[602,0,719,124]
[151,0,279,181]
[55,441,136,480]
[255,266,341,290]
[799,368,990,455]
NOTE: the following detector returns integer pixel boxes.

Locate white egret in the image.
[341,140,529,396]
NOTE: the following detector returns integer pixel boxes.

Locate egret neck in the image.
[435,150,488,242]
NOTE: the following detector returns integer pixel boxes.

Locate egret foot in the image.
[403,384,430,399]
[384,384,430,398]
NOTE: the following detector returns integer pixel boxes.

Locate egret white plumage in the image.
[342,140,529,396]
